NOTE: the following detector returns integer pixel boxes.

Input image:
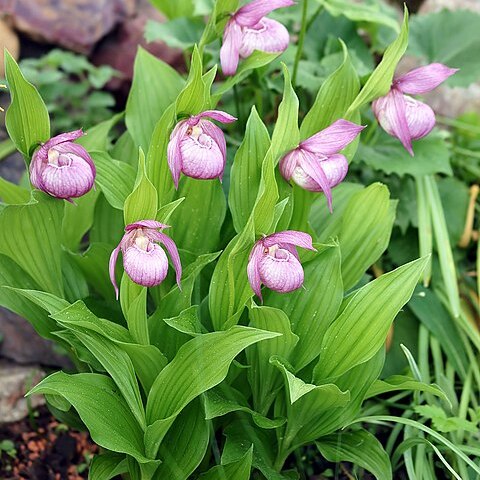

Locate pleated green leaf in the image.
[0,177,30,204]
[229,107,271,233]
[347,7,409,114]
[4,50,50,158]
[317,429,392,480]
[314,257,428,381]
[126,47,184,149]
[200,446,253,480]
[366,375,447,401]
[0,192,64,295]
[89,453,128,480]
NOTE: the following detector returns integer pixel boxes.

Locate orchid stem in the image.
[292,0,309,87]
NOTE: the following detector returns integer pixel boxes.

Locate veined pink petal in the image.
[52,142,96,176]
[123,243,169,288]
[109,243,122,299]
[247,242,264,300]
[167,121,189,189]
[394,63,458,95]
[180,127,225,180]
[297,150,333,212]
[279,149,300,181]
[42,129,84,151]
[198,120,227,179]
[404,96,436,140]
[125,220,169,232]
[263,230,315,251]
[373,89,413,156]
[319,154,349,189]
[198,110,237,124]
[150,231,182,288]
[300,119,365,156]
[239,18,290,58]
[235,0,295,27]
[220,20,243,76]
[258,246,304,294]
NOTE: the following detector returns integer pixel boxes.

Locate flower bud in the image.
[29,129,96,201]
[167,110,236,188]
[109,220,182,299]
[247,230,316,301]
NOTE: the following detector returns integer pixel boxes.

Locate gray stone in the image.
[0,360,45,424]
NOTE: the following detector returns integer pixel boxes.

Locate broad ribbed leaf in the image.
[124,148,158,224]
[154,399,209,480]
[91,151,136,210]
[301,41,360,138]
[314,257,428,380]
[347,7,408,114]
[4,50,50,158]
[0,177,30,204]
[28,372,151,463]
[0,193,64,295]
[317,429,392,480]
[200,447,253,480]
[77,113,123,151]
[266,244,343,370]
[247,305,298,414]
[89,453,128,480]
[229,107,271,233]
[126,47,184,149]
[366,375,447,401]
[170,178,226,253]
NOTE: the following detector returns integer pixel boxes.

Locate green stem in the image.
[292,0,309,87]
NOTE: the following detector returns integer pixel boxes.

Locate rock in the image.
[0,360,45,423]
[0,0,136,54]
[0,308,71,368]
[0,19,20,77]
[92,0,184,92]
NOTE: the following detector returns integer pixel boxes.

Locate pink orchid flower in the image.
[247,230,316,301]
[109,220,182,299]
[279,120,365,212]
[220,0,294,76]
[29,129,96,202]
[372,63,458,155]
[167,110,236,188]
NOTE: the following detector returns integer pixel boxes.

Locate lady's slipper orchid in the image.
[220,0,294,76]
[109,220,182,299]
[247,230,316,301]
[167,110,236,188]
[29,129,96,201]
[372,63,458,155]
[279,120,365,212]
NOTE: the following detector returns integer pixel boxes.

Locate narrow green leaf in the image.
[126,47,184,149]
[347,7,409,114]
[124,148,158,224]
[317,429,392,480]
[4,50,50,158]
[314,257,428,380]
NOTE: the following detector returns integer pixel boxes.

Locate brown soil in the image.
[0,407,98,480]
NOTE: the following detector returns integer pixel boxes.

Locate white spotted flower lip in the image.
[220,0,294,76]
[247,230,316,301]
[109,220,182,299]
[167,110,236,188]
[29,129,96,202]
[279,119,365,212]
[372,63,458,155]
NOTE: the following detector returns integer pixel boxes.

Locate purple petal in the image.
[297,150,333,212]
[235,0,295,27]
[258,247,304,294]
[197,110,237,124]
[125,220,169,232]
[320,154,349,189]
[220,20,243,76]
[109,243,122,299]
[42,129,84,151]
[150,231,182,288]
[394,63,458,95]
[123,244,169,288]
[238,18,290,58]
[404,97,436,140]
[263,230,315,251]
[247,242,264,300]
[167,121,189,189]
[300,119,365,156]
[52,142,96,176]
[372,89,413,156]
[279,149,300,181]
